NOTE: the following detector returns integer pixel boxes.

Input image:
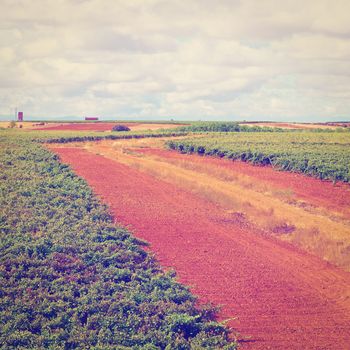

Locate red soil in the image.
[51,147,350,349]
[34,122,186,131]
[263,123,311,129]
[33,122,137,131]
[138,148,350,218]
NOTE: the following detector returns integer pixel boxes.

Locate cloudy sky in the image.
[1,0,350,121]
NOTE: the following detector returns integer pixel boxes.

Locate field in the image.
[167,132,350,182]
[0,121,187,132]
[0,132,236,349]
[239,121,350,129]
[33,122,187,132]
[47,135,350,272]
[2,123,350,349]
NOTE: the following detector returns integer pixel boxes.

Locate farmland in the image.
[238,121,350,130]
[167,131,350,182]
[52,134,350,269]
[33,122,188,132]
[2,123,350,349]
[0,132,236,349]
[48,134,350,349]
[0,121,188,132]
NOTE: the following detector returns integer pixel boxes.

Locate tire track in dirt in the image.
[137,148,350,219]
[51,147,350,349]
[81,141,350,270]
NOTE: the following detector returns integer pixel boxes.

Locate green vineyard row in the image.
[40,131,188,144]
[167,132,350,183]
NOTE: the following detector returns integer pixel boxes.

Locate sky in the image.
[0,0,350,122]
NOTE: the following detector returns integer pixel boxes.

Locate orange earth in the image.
[49,143,350,350]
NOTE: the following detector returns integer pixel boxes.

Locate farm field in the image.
[48,135,350,349]
[33,122,188,131]
[0,133,236,349]
[0,121,41,129]
[4,1,350,349]
[168,132,350,183]
[238,121,350,129]
[0,121,188,132]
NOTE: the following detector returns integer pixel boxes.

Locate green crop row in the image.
[173,121,350,133]
[167,132,350,183]
[38,131,188,144]
[175,122,282,132]
[0,133,236,349]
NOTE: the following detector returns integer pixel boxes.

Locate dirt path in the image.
[51,147,350,349]
[137,148,350,218]
[78,140,350,270]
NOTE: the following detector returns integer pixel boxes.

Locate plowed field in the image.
[33,122,186,131]
[50,144,350,349]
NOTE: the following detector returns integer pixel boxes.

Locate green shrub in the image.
[112,124,131,132]
[175,122,280,133]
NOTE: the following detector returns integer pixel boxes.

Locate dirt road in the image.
[51,146,350,349]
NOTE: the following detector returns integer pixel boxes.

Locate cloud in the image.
[0,0,349,121]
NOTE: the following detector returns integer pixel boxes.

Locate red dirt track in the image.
[137,148,350,218]
[52,147,350,349]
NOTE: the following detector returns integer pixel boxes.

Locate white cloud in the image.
[0,0,349,121]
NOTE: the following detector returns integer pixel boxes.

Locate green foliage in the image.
[39,131,188,144]
[167,132,350,183]
[175,122,281,133]
[0,134,236,349]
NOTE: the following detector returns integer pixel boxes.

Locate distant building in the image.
[85,117,99,121]
[18,112,23,121]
